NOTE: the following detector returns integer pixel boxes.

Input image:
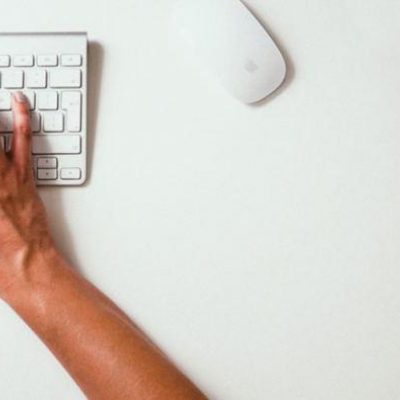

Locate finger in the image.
[0,106,10,163]
[11,91,32,174]
[0,118,8,165]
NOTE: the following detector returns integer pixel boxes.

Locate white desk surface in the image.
[1,1,400,399]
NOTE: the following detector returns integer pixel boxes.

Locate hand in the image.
[0,92,54,297]
[0,93,207,400]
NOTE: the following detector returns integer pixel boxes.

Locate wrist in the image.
[0,244,66,305]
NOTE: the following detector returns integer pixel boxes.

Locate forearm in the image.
[2,247,206,400]
[0,93,206,399]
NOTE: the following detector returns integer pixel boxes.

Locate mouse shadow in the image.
[242,3,295,108]
[37,41,104,273]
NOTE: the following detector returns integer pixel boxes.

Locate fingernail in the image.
[13,91,27,103]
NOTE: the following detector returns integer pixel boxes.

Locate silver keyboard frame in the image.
[0,32,88,186]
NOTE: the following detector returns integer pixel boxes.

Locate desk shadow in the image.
[243,3,295,107]
[39,188,83,272]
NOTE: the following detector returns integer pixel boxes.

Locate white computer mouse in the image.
[172,0,287,104]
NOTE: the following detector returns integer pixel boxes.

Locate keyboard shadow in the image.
[86,40,104,184]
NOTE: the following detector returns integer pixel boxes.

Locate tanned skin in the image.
[0,92,207,400]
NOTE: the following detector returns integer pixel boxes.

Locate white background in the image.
[1,0,400,399]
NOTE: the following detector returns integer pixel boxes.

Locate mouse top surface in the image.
[172,0,287,104]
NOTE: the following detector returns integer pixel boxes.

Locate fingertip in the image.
[12,91,29,111]
[12,91,31,128]
[11,91,32,172]
[13,91,27,103]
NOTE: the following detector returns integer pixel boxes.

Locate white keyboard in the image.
[0,32,87,186]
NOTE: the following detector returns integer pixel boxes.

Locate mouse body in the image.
[172,0,287,104]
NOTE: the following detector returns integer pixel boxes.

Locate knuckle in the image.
[15,119,31,135]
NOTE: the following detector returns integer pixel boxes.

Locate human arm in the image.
[0,92,207,400]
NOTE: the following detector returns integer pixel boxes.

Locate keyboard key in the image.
[26,69,47,88]
[38,91,58,110]
[0,111,13,132]
[37,55,58,67]
[37,157,57,168]
[0,55,10,67]
[37,169,57,180]
[43,111,64,132]
[32,135,81,154]
[61,168,81,180]
[14,55,34,67]
[31,112,41,132]
[61,54,82,67]
[2,70,24,88]
[23,90,35,110]
[49,69,81,88]
[62,91,81,132]
[0,91,11,110]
